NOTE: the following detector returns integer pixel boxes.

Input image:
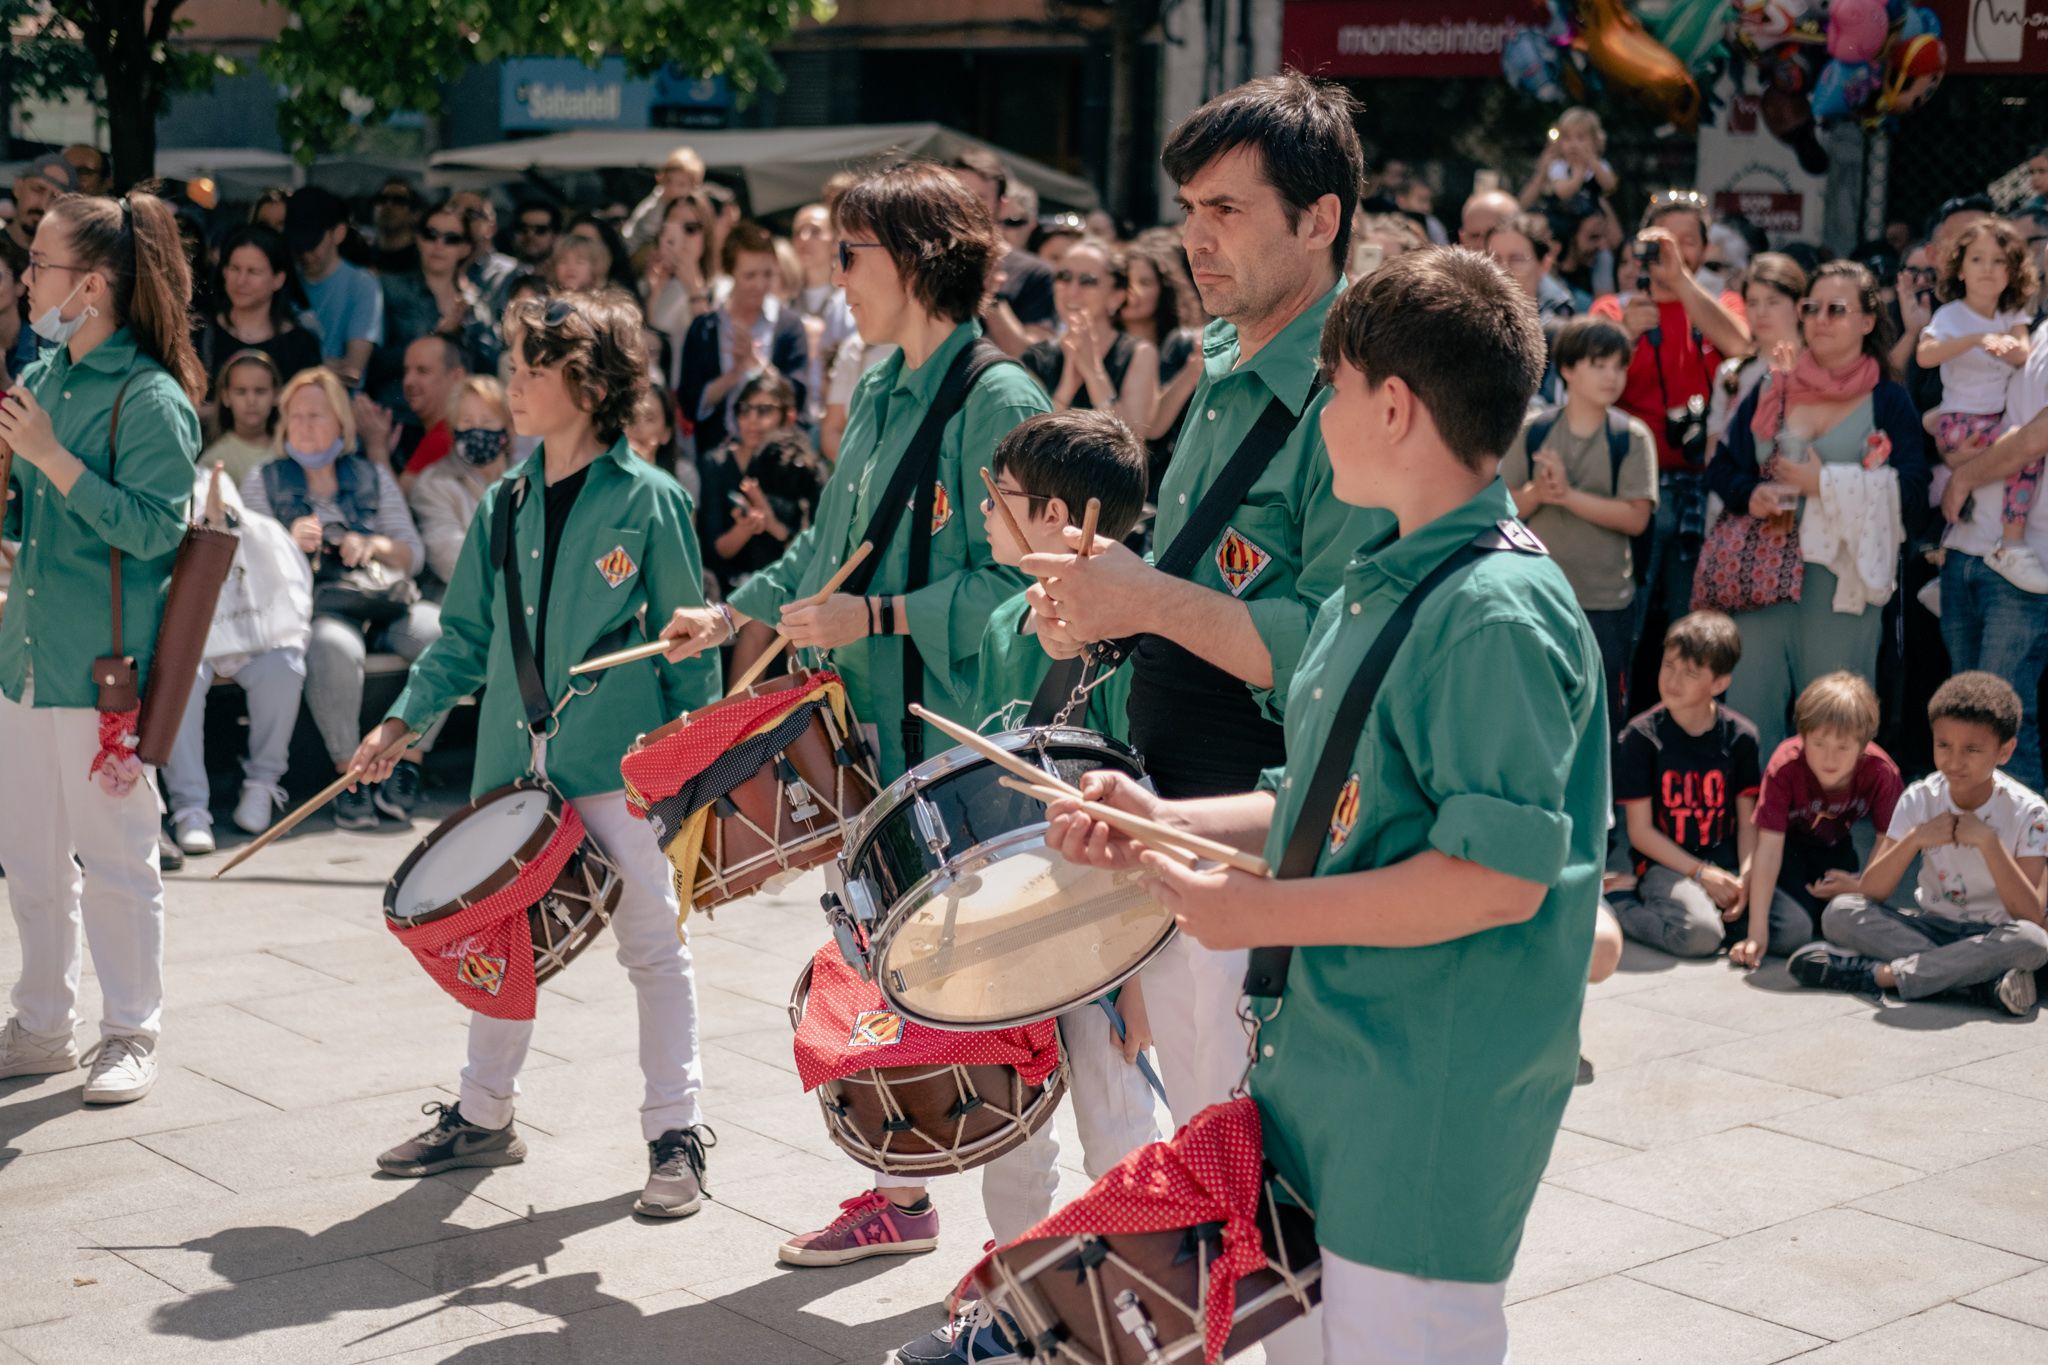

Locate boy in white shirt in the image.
[1792,671,2048,1014]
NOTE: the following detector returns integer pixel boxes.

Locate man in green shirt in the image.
[1047,251,1606,1364]
[1019,73,1382,1135]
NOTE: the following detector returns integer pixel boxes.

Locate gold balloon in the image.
[1571,0,1703,132]
[187,176,218,210]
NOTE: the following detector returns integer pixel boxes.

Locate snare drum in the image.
[789,951,1067,1177]
[826,727,1172,1031]
[625,668,880,913]
[384,781,623,1017]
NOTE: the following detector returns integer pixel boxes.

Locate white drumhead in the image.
[877,839,1171,1028]
[394,789,553,918]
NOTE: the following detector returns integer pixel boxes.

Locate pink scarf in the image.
[1752,349,1880,444]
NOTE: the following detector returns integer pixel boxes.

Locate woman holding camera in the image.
[239,367,440,828]
[0,190,203,1104]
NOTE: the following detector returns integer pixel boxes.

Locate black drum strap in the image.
[1241,524,1541,1001]
[492,477,552,733]
[1023,655,1087,728]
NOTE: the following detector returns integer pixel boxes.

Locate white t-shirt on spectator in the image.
[1929,299,2028,417]
[1943,319,2048,560]
[1887,768,2048,924]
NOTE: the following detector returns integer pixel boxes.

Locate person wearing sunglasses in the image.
[370,178,422,277]
[642,191,720,393]
[372,200,501,445]
[1704,261,1929,759]
[998,180,1039,253]
[1020,237,1159,433]
[509,201,560,268]
[697,370,803,596]
[945,148,1057,356]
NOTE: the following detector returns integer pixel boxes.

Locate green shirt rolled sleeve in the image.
[390,495,497,735]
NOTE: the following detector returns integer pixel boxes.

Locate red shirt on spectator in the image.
[1589,293,1746,472]
[404,420,453,477]
[1754,736,1904,847]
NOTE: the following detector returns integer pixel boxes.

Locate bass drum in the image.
[830,727,1172,1031]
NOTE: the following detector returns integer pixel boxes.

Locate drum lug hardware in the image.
[783,778,820,824]
[944,1094,985,1120]
[882,1115,917,1133]
[1113,1289,1165,1363]
[913,793,950,858]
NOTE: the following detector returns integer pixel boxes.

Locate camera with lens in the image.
[1666,394,1708,467]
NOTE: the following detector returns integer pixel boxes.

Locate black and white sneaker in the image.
[374,761,423,821]
[636,1124,716,1217]
[1787,943,1884,996]
[889,1304,1023,1364]
[334,784,380,830]
[377,1101,526,1177]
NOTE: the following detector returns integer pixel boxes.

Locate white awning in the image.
[428,123,1098,213]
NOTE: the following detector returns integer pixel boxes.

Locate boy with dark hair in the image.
[1045,246,1605,1364]
[1504,315,1657,730]
[1611,611,1773,958]
[1794,671,2048,1014]
[976,410,1149,733]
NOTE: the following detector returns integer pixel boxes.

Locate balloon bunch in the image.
[1504,0,1709,131]
[1727,1,1948,171]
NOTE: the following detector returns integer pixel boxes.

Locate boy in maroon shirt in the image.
[1733,671,1904,967]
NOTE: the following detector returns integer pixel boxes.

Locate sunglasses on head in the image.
[1799,300,1857,319]
[1054,270,1103,287]
[544,298,575,327]
[419,228,469,247]
[837,239,882,272]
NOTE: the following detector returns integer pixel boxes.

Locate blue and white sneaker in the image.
[888,1303,1021,1364]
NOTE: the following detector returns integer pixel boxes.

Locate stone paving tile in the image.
[1962,1264,2048,1330]
[435,1123,669,1224]
[1690,1006,2039,1098]
[235,976,478,1047]
[1504,1274,1822,1365]
[1,1138,229,1233]
[0,1224,184,1333]
[1777,1301,2048,1362]
[136,1085,467,1193]
[1576,997,1747,1071]
[354,1287,839,1364]
[688,935,814,1010]
[375,1200,794,1328]
[1619,965,1867,1037]
[159,949,355,1010]
[1943,1041,2048,1104]
[1552,1126,1920,1237]
[0,1061,273,1157]
[164,1002,475,1115]
[1629,1207,2040,1341]
[1541,1129,1638,1175]
[1583,942,1688,999]
[266,934,433,987]
[1847,1143,2048,1260]
[157,900,386,964]
[0,1255,502,1364]
[1760,1075,2048,1173]
[1503,1185,1720,1305]
[79,1171,526,1293]
[1560,1059,1829,1150]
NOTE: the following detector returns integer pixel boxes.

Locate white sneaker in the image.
[1987,543,2048,594]
[0,1016,80,1080]
[233,782,286,836]
[82,1035,158,1105]
[172,808,215,855]
[1993,967,2039,1016]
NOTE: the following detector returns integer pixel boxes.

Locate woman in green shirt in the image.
[0,191,204,1106]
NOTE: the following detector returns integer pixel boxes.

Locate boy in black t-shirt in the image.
[1611,611,1764,957]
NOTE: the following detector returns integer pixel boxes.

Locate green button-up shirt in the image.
[388,437,720,800]
[1248,478,1608,1283]
[1149,280,1387,719]
[972,590,1130,739]
[0,330,200,708]
[728,321,1045,781]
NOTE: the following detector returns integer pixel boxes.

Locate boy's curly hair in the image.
[507,289,648,443]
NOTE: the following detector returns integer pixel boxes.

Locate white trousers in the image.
[458,791,704,1140]
[1140,932,1251,1125]
[0,688,166,1042]
[863,996,1163,1244]
[1260,1252,1510,1365]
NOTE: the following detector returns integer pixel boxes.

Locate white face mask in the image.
[30,279,95,344]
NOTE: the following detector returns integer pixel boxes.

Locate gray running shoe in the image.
[377,1101,526,1177]
[635,1124,716,1217]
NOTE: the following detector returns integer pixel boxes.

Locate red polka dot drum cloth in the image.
[794,942,1061,1092]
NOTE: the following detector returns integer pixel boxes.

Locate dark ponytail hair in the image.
[50,188,205,403]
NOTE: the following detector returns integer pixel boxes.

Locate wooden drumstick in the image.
[979,466,1035,566]
[568,541,875,682]
[1077,497,1100,557]
[908,702,1085,800]
[210,730,420,879]
[724,539,874,696]
[997,775,1272,877]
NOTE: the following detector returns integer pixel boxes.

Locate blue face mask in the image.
[286,437,345,470]
[29,280,95,344]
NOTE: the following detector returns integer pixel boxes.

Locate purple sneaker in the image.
[778,1189,940,1267]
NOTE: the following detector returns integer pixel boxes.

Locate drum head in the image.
[875,831,1171,1029]
[391,787,552,921]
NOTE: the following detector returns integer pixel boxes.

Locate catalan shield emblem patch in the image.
[456,952,508,997]
[930,482,954,535]
[595,544,638,589]
[1328,774,1361,855]
[1216,527,1272,597]
[849,1010,904,1047]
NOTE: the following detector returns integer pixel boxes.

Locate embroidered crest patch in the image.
[930,482,954,535]
[455,952,508,997]
[849,1010,904,1047]
[1216,527,1272,597]
[1328,774,1361,855]
[595,545,638,589]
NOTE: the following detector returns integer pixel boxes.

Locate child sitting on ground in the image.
[1792,671,2048,1014]
[1733,671,1904,967]
[1611,611,1769,958]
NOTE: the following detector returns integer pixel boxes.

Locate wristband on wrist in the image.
[714,602,738,643]
[878,597,895,636]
